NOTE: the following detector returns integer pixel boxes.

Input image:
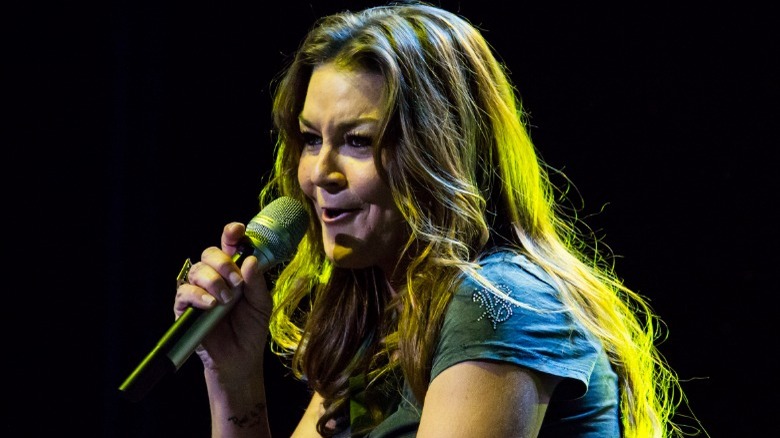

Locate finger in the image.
[200,245,245,291]
[221,222,247,255]
[240,255,262,282]
[240,256,266,293]
[189,250,239,304]
[240,256,271,310]
[174,283,217,318]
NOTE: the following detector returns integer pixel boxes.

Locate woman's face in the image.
[297,62,407,275]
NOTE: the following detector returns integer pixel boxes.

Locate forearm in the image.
[206,368,271,438]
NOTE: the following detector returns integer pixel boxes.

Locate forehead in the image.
[301,63,387,121]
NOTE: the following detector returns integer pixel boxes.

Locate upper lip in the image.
[316,197,361,210]
[312,194,361,215]
[321,206,360,214]
[318,204,361,219]
[321,205,359,210]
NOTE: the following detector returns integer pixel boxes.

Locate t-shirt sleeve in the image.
[430,252,601,398]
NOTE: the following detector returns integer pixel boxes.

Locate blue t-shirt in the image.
[351,250,620,437]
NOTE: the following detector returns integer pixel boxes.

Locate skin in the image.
[175,62,561,437]
[175,224,273,437]
[297,63,408,277]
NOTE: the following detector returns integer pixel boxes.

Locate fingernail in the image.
[220,289,233,303]
[202,294,216,305]
[228,271,243,288]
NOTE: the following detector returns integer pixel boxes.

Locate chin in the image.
[328,245,372,270]
[330,254,364,269]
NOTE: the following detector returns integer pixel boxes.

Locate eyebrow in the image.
[298,115,381,132]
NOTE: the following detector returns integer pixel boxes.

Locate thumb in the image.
[240,255,273,317]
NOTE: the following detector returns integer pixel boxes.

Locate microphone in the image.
[118,196,308,402]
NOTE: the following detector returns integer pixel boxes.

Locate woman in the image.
[175,2,690,436]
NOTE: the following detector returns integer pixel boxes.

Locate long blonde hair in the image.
[260,2,691,436]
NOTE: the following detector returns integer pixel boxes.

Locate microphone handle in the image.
[119,242,256,402]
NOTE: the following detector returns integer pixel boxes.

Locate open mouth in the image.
[323,208,358,219]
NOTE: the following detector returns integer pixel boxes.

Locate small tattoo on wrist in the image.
[227,402,266,428]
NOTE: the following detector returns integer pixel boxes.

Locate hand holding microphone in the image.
[119,197,308,402]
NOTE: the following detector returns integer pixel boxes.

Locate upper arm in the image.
[418,360,561,438]
[291,392,326,438]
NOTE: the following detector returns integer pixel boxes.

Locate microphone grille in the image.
[246,196,309,263]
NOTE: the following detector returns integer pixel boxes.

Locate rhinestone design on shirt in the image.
[472,284,518,329]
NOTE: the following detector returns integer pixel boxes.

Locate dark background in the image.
[12,1,777,436]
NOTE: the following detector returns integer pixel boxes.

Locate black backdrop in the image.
[12,1,778,436]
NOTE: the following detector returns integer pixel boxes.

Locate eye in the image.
[345,133,373,148]
[301,132,322,148]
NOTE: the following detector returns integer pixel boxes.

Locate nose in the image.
[310,145,346,190]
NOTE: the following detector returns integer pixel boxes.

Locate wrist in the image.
[206,373,270,437]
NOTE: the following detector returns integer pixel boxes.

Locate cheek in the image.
[297,157,313,194]
[349,163,390,200]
